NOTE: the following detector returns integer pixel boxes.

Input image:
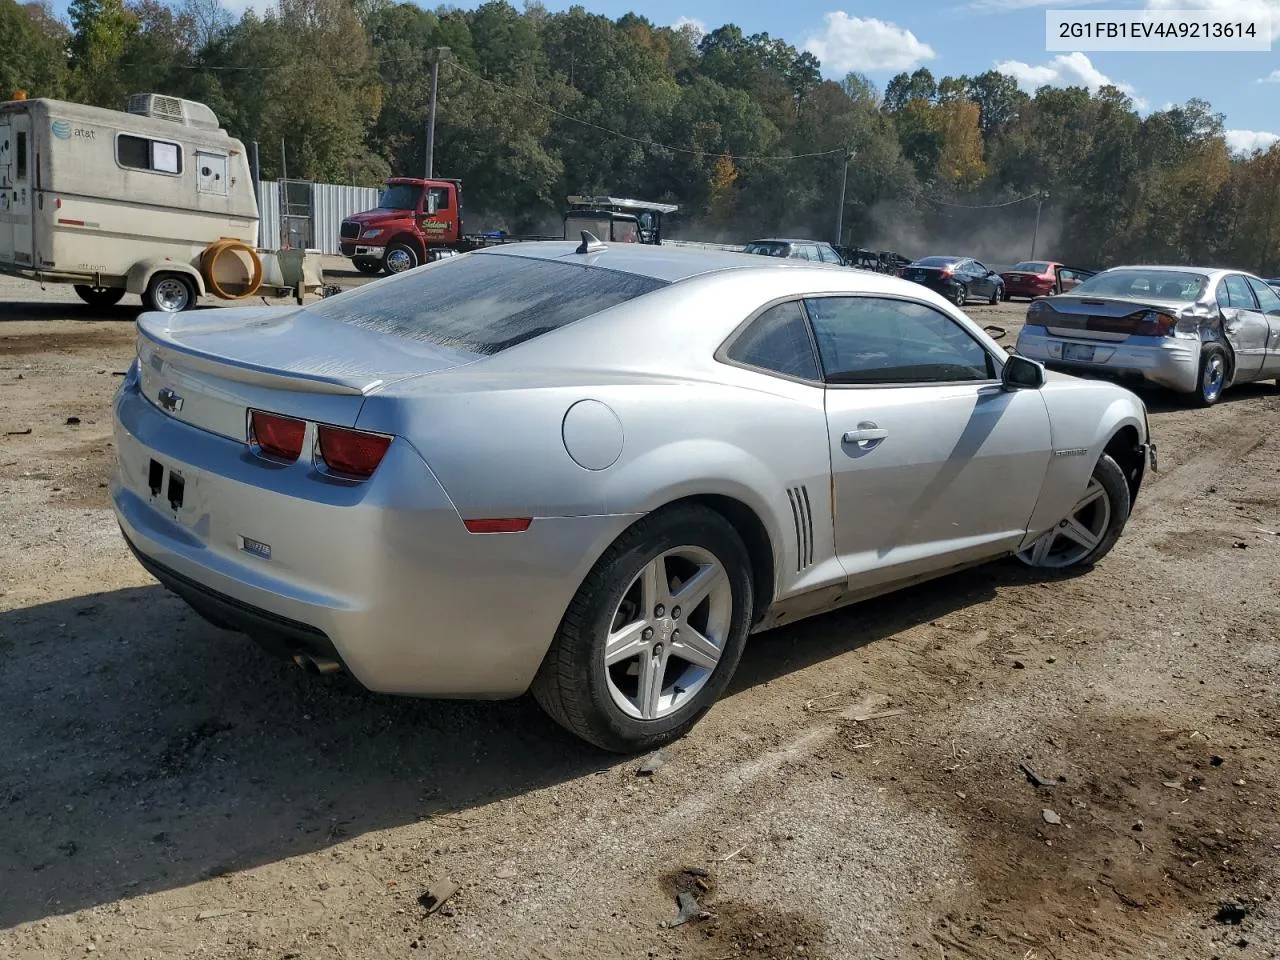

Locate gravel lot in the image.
[1,266,1278,960]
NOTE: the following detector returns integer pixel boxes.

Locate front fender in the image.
[1023,382,1148,543]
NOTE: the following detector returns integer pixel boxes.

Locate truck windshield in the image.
[378,185,422,211]
[307,253,667,354]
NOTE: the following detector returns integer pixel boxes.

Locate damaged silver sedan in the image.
[1014,266,1280,406]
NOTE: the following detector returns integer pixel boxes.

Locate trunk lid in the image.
[1031,294,1188,342]
[136,305,477,440]
[903,266,952,283]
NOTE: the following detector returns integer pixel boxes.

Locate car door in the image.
[1057,267,1083,292]
[1219,274,1269,380]
[970,260,995,298]
[807,294,1053,590]
[1245,277,1280,376]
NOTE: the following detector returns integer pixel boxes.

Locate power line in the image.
[921,192,1043,209]
[446,59,846,163]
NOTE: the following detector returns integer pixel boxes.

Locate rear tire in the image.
[953,284,967,306]
[1016,454,1130,570]
[988,286,1000,305]
[142,273,196,313]
[73,285,125,308]
[531,503,754,753]
[1192,344,1228,408]
[352,258,383,276]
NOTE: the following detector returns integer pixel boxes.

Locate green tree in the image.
[68,0,137,107]
[0,0,69,98]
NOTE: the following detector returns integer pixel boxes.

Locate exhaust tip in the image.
[292,653,342,675]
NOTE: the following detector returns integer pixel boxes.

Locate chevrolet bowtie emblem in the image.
[157,387,183,413]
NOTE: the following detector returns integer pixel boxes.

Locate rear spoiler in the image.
[136,312,381,397]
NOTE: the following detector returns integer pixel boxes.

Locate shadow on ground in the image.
[0,559,1055,929]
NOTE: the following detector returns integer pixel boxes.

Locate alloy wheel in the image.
[1202,353,1225,403]
[603,546,732,721]
[1016,477,1113,568]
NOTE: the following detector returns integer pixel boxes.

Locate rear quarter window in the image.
[306,253,666,354]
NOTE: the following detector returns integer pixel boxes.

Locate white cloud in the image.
[995,52,1148,109]
[1260,69,1280,82]
[1225,129,1280,154]
[804,13,936,73]
[1145,0,1280,40]
[672,16,707,37]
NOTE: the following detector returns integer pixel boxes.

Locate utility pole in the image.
[250,140,262,247]
[1030,190,1048,260]
[425,47,450,180]
[835,149,854,247]
[279,138,288,250]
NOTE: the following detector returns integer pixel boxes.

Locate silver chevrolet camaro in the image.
[111,240,1155,752]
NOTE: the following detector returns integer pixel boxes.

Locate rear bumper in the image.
[111,380,637,698]
[905,277,960,298]
[1004,283,1052,298]
[1015,325,1200,394]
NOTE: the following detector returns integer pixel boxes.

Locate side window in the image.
[972,260,989,275]
[16,131,27,181]
[426,186,450,214]
[820,245,842,264]
[804,296,995,385]
[1225,274,1258,310]
[723,301,820,381]
[1246,277,1280,317]
[1216,279,1231,310]
[117,134,182,174]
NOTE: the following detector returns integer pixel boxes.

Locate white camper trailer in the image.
[0,93,320,310]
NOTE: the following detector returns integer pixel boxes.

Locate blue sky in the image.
[487,0,1280,152]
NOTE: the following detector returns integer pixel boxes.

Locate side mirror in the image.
[1002,354,1046,391]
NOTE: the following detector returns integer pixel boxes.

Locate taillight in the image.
[316,424,392,480]
[1142,310,1178,336]
[250,409,306,462]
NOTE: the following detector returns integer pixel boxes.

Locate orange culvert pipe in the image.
[200,238,263,300]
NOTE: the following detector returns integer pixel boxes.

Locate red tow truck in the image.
[339,179,678,274]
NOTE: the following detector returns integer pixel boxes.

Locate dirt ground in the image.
[1,266,1278,960]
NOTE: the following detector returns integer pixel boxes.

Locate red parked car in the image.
[999,261,1095,301]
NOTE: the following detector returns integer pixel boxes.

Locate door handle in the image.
[843,424,888,445]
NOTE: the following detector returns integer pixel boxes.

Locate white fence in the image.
[256,180,380,254]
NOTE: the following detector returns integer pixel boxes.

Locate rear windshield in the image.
[913,256,960,267]
[1012,261,1050,272]
[306,253,667,354]
[1072,269,1205,302]
[743,242,790,257]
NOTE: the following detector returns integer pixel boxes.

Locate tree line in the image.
[3,0,1278,272]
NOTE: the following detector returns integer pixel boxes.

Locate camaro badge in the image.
[1052,447,1089,458]
[240,536,271,560]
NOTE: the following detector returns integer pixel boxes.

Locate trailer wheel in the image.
[143,273,197,313]
[73,285,125,308]
[384,242,419,274]
[352,258,383,276]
